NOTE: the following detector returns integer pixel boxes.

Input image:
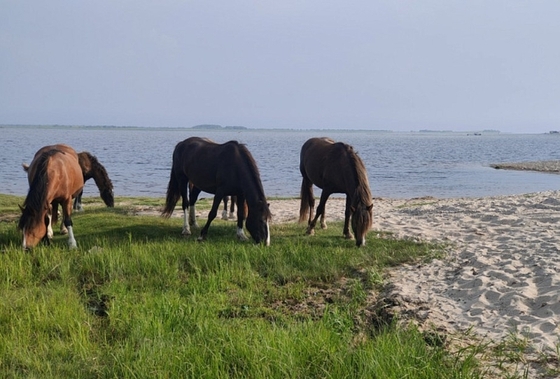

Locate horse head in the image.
[18,204,50,249]
[245,200,271,246]
[351,201,373,247]
[100,188,115,207]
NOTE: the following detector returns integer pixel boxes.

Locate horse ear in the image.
[22,163,29,172]
[367,204,373,211]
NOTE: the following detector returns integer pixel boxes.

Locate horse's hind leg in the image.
[52,201,68,235]
[222,196,230,220]
[180,182,194,235]
[307,190,330,236]
[61,198,77,249]
[198,194,223,242]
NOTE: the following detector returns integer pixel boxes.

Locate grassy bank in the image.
[0,195,483,378]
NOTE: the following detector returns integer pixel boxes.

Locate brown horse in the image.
[73,151,114,210]
[18,144,84,249]
[299,137,373,247]
[162,137,271,245]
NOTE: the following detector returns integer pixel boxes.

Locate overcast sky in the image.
[1,1,559,133]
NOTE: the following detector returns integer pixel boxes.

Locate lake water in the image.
[2,126,560,199]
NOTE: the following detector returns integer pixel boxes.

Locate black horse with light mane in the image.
[299,137,373,247]
[162,137,271,245]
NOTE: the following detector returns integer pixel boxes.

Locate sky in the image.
[1,1,559,133]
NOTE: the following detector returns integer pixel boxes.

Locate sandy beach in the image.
[273,194,560,349]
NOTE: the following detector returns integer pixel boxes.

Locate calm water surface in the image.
[2,126,560,199]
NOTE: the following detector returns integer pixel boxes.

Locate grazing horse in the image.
[162,137,271,245]
[18,144,84,249]
[73,151,114,210]
[299,137,373,247]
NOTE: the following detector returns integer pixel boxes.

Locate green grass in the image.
[0,195,484,378]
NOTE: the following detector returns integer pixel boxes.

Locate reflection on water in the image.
[2,126,560,199]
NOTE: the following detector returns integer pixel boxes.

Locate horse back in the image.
[29,145,84,201]
[173,137,245,194]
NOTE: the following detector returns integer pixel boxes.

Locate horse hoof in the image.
[60,229,68,235]
[344,234,354,240]
[306,228,315,236]
[320,223,327,230]
[197,236,205,242]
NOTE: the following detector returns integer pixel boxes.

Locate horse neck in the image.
[239,169,267,206]
[88,158,113,190]
[236,153,266,206]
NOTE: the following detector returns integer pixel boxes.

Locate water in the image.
[2,126,560,199]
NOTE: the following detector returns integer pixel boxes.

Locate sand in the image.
[270,193,560,357]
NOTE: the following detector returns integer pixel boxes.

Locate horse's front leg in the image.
[235,195,248,241]
[188,186,201,229]
[198,194,223,242]
[73,189,84,211]
[61,198,77,249]
[46,204,54,240]
[343,196,354,240]
[307,191,330,235]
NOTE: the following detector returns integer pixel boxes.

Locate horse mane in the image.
[18,150,58,231]
[80,151,113,190]
[342,144,373,206]
[234,142,272,218]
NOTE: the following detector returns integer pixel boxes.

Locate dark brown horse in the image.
[18,144,84,249]
[162,137,271,245]
[299,137,373,247]
[73,151,114,210]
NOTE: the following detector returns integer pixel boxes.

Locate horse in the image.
[162,137,271,245]
[73,151,114,211]
[299,137,373,247]
[18,144,84,249]
[22,150,113,233]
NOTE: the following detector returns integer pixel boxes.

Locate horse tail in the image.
[299,176,313,223]
[162,167,180,218]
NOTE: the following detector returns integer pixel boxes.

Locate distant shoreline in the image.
[490,160,560,174]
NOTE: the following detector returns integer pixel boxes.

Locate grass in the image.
[0,194,487,378]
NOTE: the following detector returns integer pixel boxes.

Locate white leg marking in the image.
[47,214,54,239]
[182,209,191,235]
[237,227,248,241]
[67,226,77,249]
[266,222,270,246]
[222,209,228,220]
[189,206,198,228]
